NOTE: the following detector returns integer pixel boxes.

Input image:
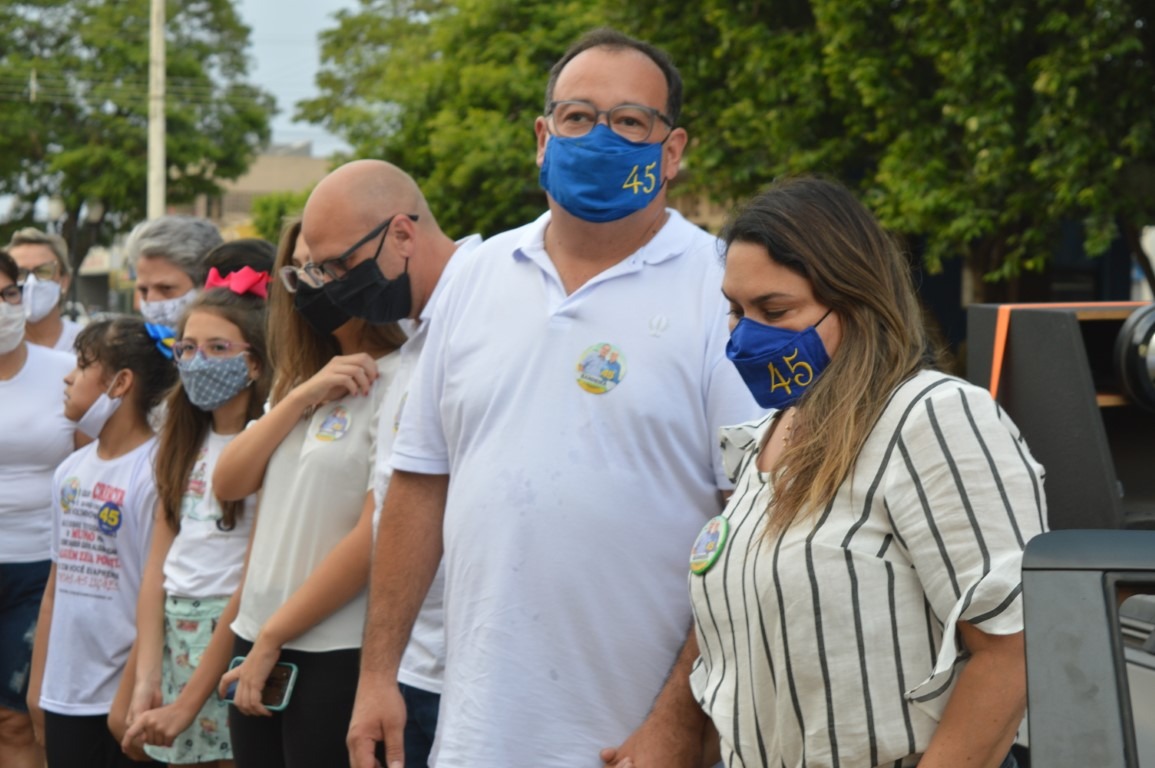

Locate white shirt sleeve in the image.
[389,280,454,476]
[884,381,1046,709]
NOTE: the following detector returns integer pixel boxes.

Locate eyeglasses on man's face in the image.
[278,263,325,294]
[17,262,59,283]
[545,100,673,143]
[172,339,251,364]
[314,213,421,282]
[0,285,22,305]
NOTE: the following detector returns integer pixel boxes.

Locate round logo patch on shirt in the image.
[689,515,729,575]
[575,342,627,395]
[60,477,80,513]
[97,501,123,536]
[315,404,351,442]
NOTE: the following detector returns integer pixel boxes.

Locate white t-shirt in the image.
[373,234,481,696]
[391,210,763,767]
[689,371,1048,767]
[233,352,400,652]
[0,344,77,562]
[41,438,159,715]
[163,430,255,599]
[54,318,82,354]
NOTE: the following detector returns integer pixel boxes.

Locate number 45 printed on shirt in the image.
[622,162,658,195]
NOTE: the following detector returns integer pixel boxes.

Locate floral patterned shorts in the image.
[144,595,233,764]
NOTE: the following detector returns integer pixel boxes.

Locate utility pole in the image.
[147,0,166,219]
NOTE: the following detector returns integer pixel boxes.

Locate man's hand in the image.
[599,712,705,768]
[347,672,407,768]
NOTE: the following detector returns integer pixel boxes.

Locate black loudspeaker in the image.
[967,302,1155,531]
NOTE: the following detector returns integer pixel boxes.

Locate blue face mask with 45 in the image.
[539,124,664,223]
[726,313,832,409]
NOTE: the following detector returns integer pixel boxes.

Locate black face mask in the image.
[293,281,350,335]
[322,256,412,325]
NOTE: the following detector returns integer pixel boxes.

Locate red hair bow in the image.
[205,266,270,299]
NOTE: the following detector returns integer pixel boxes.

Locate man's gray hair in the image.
[124,215,223,285]
[8,227,71,276]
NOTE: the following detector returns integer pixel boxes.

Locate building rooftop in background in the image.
[196,142,329,232]
[261,141,318,158]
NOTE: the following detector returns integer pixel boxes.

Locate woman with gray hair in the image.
[126,216,222,326]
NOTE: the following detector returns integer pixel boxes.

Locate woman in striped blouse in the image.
[686,176,1046,768]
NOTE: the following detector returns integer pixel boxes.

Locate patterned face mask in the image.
[141,289,198,326]
[177,352,251,412]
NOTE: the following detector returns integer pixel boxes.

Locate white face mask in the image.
[0,301,26,354]
[22,274,63,323]
[141,289,198,326]
[76,388,124,439]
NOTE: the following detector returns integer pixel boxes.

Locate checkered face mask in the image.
[177,352,251,412]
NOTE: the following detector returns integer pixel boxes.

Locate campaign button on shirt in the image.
[575,342,627,394]
[315,405,351,442]
[689,515,729,575]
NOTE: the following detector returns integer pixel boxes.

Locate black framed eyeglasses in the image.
[0,285,22,305]
[546,100,673,143]
[316,214,420,281]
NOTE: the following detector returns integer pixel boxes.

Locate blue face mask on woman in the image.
[539,124,664,223]
[726,311,832,409]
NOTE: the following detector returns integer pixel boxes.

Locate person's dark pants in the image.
[43,711,162,768]
[999,750,1021,768]
[0,559,50,712]
[227,636,359,768]
[399,682,441,768]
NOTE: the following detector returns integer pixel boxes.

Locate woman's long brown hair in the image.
[722,176,935,536]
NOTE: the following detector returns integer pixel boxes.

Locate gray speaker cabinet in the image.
[967,303,1155,530]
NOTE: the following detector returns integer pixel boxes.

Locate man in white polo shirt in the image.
[348,29,761,768]
[301,158,482,768]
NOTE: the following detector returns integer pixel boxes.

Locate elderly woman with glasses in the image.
[0,248,77,768]
[125,216,223,327]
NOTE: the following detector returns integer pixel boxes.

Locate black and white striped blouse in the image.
[689,370,1047,768]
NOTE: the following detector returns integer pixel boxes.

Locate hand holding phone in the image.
[222,656,298,712]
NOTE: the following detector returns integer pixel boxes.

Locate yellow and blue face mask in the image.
[539,124,664,223]
[726,312,832,409]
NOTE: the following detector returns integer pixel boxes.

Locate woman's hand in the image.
[291,353,379,410]
[122,699,198,750]
[218,637,282,717]
[126,675,162,730]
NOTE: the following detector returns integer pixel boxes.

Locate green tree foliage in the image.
[303,0,1154,284]
[298,0,607,237]
[251,187,312,243]
[0,0,274,261]
[615,0,1154,286]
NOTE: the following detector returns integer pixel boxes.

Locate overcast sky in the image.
[235,0,355,157]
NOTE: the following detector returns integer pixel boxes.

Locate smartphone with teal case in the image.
[223,656,298,711]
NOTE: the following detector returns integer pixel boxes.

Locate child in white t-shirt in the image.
[120,278,272,767]
[27,316,178,768]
